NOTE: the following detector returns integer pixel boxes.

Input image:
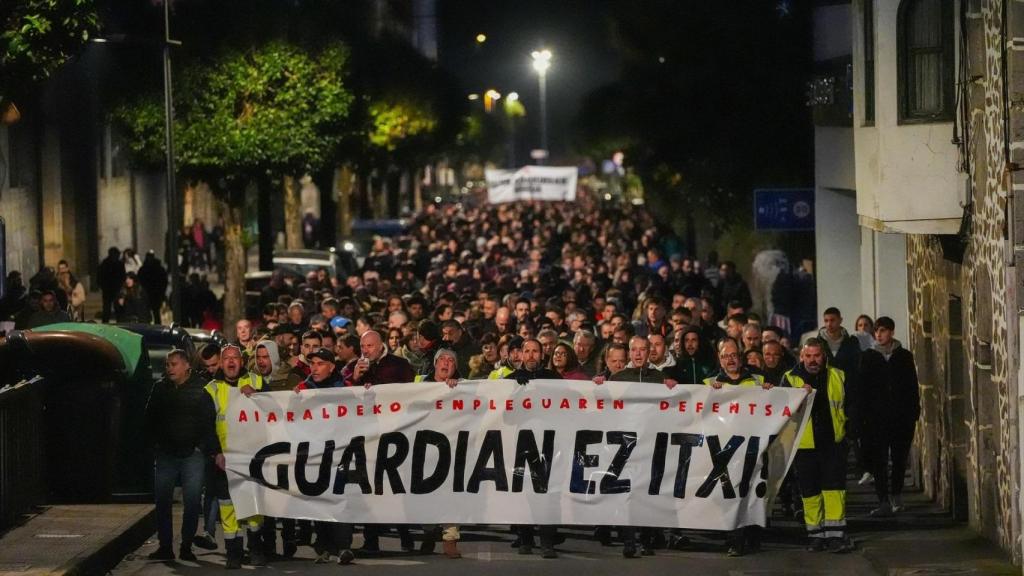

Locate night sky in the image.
[438,0,620,160]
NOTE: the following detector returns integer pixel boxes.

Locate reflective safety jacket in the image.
[783,366,846,449]
[488,365,515,379]
[702,369,764,388]
[205,370,265,452]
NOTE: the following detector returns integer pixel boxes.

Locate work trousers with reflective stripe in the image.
[795,442,847,539]
[210,468,263,541]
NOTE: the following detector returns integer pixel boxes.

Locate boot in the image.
[419,527,439,554]
[225,538,244,570]
[247,532,267,567]
[442,540,462,559]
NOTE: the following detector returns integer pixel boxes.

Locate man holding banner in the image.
[223,353,816,564]
[509,338,562,558]
[783,338,855,553]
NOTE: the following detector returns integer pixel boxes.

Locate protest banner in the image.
[485,166,578,203]
[226,380,811,530]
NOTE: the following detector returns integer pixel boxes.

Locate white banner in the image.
[226,380,812,530]
[485,166,578,203]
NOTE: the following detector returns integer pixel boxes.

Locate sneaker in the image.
[178,547,197,562]
[147,548,175,562]
[541,547,558,559]
[870,502,894,517]
[641,545,655,556]
[857,472,874,486]
[314,551,333,564]
[337,549,355,565]
[622,545,638,558]
[727,546,743,557]
[806,539,827,552]
[193,534,218,551]
[517,544,533,555]
[891,495,905,513]
[225,555,242,570]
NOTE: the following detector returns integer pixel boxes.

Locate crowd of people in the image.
[143,198,922,568]
[0,195,918,566]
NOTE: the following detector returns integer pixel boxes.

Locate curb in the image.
[61,508,155,576]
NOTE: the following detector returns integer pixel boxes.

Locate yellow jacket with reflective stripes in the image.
[783,366,846,449]
[205,371,264,452]
[702,371,764,387]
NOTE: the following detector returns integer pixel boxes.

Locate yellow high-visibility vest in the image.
[783,366,846,449]
[206,372,264,451]
[702,373,764,387]
[488,365,514,379]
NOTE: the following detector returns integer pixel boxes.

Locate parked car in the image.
[273,249,342,279]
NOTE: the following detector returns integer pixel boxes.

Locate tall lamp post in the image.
[531,49,551,164]
[161,0,182,324]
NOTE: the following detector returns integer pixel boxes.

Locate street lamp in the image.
[531,49,552,164]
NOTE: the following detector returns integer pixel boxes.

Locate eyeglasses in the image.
[553,350,568,357]
[719,353,740,359]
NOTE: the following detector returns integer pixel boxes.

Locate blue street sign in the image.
[754,188,815,231]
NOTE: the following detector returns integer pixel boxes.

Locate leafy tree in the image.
[0,0,99,110]
[114,40,353,332]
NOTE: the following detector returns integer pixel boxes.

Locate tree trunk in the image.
[337,164,354,238]
[413,167,423,213]
[283,175,302,249]
[257,183,274,270]
[219,191,246,340]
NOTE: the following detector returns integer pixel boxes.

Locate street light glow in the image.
[476,33,487,43]
[531,49,552,74]
[467,93,480,101]
[507,92,519,102]
[485,89,502,100]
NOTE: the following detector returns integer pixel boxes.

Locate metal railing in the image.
[0,376,45,532]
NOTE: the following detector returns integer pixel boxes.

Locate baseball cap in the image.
[308,347,336,364]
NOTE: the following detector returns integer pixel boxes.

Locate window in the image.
[898,0,955,123]
[863,0,875,125]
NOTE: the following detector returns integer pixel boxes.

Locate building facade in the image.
[848,0,1023,562]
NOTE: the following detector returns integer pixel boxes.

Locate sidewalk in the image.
[846,480,1017,576]
[0,505,153,576]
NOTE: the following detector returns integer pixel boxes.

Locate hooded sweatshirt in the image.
[256,339,293,391]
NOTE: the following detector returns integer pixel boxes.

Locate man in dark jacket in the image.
[138,251,169,324]
[144,349,218,562]
[667,327,715,384]
[441,319,480,377]
[817,307,861,375]
[344,330,415,387]
[508,338,561,558]
[717,261,752,312]
[293,348,355,564]
[509,338,562,384]
[98,247,126,323]
[860,317,920,516]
